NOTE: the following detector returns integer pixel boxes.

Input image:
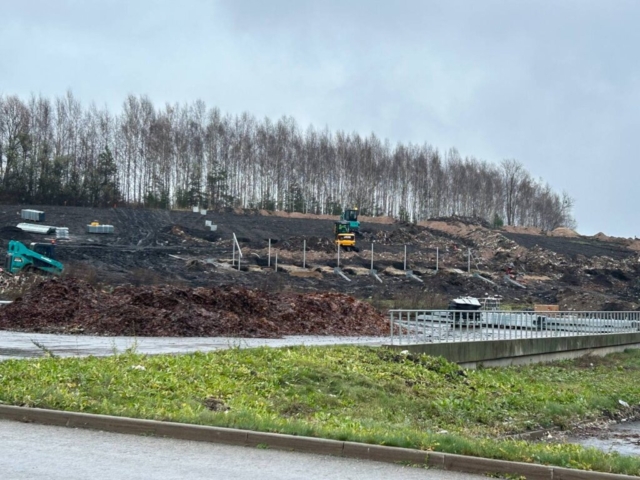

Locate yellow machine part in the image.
[335,233,356,248]
[90,221,100,226]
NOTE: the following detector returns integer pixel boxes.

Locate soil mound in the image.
[0,278,388,338]
[550,227,579,238]
[0,226,32,242]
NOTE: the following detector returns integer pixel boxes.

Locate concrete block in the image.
[342,442,427,464]
[0,405,70,426]
[553,467,639,480]
[427,451,446,468]
[67,415,157,436]
[341,442,375,460]
[0,406,248,446]
[443,453,552,480]
[153,423,248,446]
[246,431,344,456]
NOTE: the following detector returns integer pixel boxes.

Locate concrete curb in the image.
[0,405,636,479]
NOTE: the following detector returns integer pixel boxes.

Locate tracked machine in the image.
[4,240,64,275]
[334,221,358,252]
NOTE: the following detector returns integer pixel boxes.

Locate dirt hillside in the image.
[0,206,639,314]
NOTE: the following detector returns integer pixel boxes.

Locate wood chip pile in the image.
[0,278,388,338]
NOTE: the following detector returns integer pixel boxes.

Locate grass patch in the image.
[1,347,640,475]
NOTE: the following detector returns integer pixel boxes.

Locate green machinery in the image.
[340,207,360,234]
[4,240,64,275]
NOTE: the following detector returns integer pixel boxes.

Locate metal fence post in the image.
[371,243,374,271]
[404,245,407,271]
[303,239,306,269]
[268,239,271,267]
[233,233,242,271]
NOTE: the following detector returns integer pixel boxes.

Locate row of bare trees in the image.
[0,92,575,229]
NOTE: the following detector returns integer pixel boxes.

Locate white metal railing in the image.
[389,309,640,345]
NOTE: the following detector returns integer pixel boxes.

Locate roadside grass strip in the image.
[1,346,640,475]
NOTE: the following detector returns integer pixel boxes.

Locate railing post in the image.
[390,311,394,345]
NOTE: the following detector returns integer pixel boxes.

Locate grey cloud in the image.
[1,0,639,235]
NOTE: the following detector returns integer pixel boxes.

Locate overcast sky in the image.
[1,0,638,237]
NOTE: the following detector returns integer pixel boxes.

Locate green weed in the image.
[1,347,640,475]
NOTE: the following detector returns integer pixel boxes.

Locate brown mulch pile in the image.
[0,278,388,338]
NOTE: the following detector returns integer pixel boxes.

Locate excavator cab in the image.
[340,207,360,233]
[343,208,359,222]
[31,242,56,259]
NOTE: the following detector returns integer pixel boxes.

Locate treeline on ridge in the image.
[0,92,575,229]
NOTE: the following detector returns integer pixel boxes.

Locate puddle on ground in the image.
[568,421,640,456]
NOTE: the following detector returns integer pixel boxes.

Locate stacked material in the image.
[86,224,114,234]
[17,223,55,234]
[21,209,45,222]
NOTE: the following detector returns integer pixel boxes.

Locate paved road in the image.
[0,330,385,361]
[0,420,484,480]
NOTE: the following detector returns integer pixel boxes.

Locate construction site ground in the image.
[1,205,640,337]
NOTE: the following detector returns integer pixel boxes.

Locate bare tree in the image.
[501,159,525,225]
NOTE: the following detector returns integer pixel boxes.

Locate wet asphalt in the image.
[0,330,385,361]
[0,420,485,480]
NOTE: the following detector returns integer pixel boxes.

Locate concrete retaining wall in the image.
[387,332,640,368]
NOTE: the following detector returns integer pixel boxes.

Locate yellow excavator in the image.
[334,221,357,251]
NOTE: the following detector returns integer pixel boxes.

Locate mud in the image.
[561,407,640,457]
